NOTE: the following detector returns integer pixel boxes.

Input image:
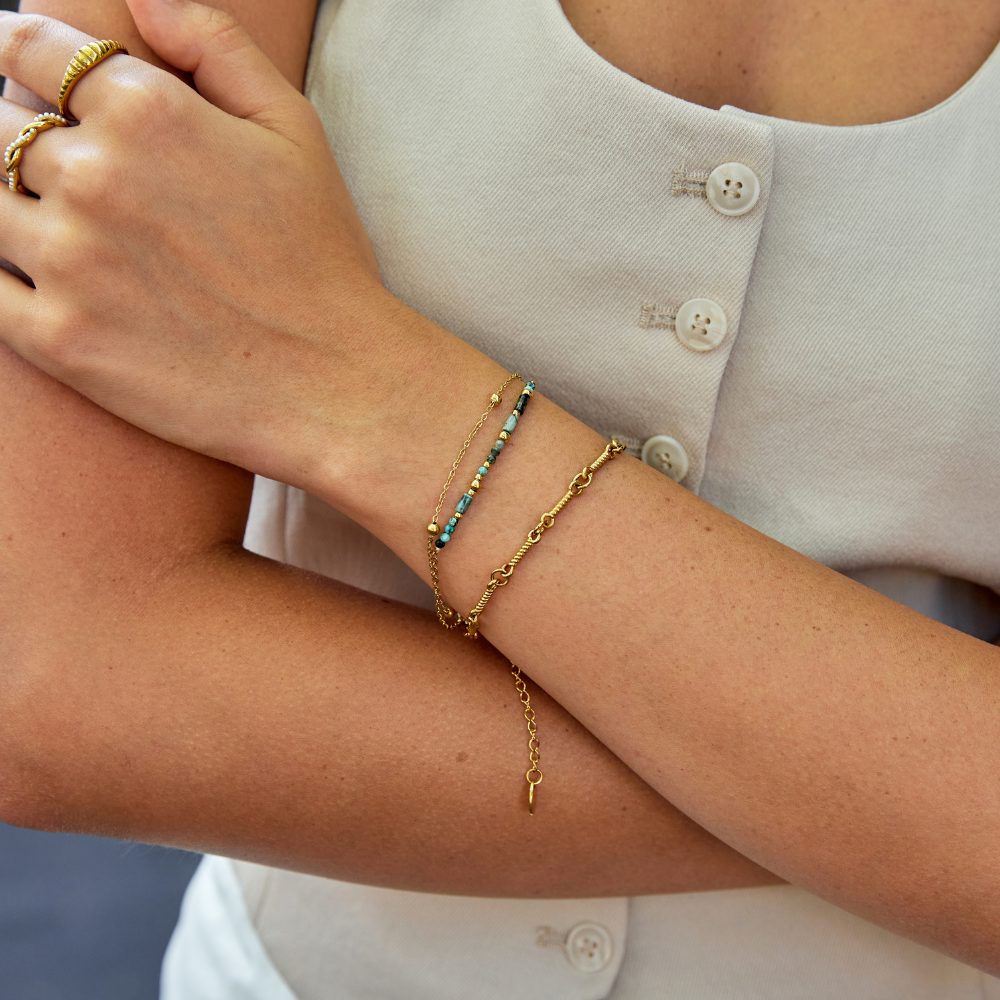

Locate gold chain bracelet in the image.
[424,380,623,815]
[461,438,624,814]
[460,439,626,639]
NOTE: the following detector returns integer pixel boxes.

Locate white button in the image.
[641,435,689,482]
[564,922,614,973]
[706,162,760,216]
[674,298,727,351]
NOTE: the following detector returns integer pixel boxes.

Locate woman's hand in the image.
[0,0,403,484]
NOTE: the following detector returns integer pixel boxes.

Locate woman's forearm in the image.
[0,0,778,896]
[296,294,1000,970]
[0,342,779,896]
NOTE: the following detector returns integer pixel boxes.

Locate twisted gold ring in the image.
[57,39,129,120]
[4,113,71,194]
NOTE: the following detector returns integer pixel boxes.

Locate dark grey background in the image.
[1,5,203,1000]
[0,823,201,1000]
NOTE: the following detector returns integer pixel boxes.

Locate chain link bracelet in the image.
[461,439,627,638]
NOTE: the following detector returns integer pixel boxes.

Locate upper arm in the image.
[0,343,252,676]
[0,4,286,753]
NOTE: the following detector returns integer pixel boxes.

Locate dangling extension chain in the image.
[511,664,543,814]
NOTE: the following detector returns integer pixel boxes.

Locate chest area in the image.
[557,0,1000,124]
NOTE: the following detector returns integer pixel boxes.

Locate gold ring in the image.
[4,113,71,194]
[57,39,129,121]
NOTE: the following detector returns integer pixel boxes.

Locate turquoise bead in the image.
[440,533,451,543]
[479,466,488,476]
[448,517,458,527]
[494,438,505,451]
[456,493,473,514]
[503,413,519,434]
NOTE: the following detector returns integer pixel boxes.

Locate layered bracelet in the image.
[426,373,625,814]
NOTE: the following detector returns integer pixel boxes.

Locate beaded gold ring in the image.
[4,113,71,194]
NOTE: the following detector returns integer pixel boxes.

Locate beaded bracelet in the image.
[429,380,535,552]
[426,374,546,812]
[427,375,533,630]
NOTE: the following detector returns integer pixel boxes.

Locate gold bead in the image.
[454,511,462,519]
[427,522,439,535]
[499,430,510,441]
[490,393,501,405]
[469,480,481,491]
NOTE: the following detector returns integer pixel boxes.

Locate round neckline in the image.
[546,0,1000,132]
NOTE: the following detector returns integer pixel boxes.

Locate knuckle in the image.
[107,73,185,129]
[34,217,93,284]
[0,14,50,77]
[103,73,155,113]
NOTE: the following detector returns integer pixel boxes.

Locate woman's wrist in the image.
[293,291,503,548]
[301,292,608,598]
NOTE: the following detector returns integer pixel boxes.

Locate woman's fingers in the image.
[0,263,36,350]
[0,186,43,273]
[125,0,305,133]
[0,14,128,119]
[0,7,307,142]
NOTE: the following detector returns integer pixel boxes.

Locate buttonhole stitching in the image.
[536,925,568,949]
[671,165,709,198]
[639,302,679,330]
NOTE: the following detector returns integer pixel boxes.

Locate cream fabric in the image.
[161,854,297,1000]
[165,857,1000,1000]
[164,0,1000,995]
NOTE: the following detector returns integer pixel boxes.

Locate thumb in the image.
[124,0,300,127]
